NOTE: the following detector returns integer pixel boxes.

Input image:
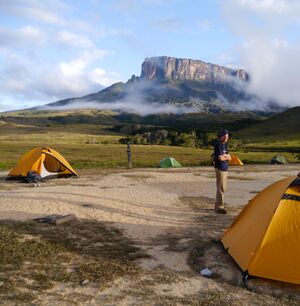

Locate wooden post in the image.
[127,143,132,168]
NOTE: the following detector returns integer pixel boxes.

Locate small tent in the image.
[270,154,288,164]
[222,176,300,285]
[229,154,243,166]
[159,157,182,168]
[7,147,78,179]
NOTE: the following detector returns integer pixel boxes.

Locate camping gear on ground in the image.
[34,214,77,225]
[222,176,300,285]
[24,171,42,183]
[159,157,182,168]
[270,154,288,164]
[7,147,78,179]
[229,154,243,166]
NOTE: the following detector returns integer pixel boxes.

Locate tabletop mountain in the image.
[38,56,269,114]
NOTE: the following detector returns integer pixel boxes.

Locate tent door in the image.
[41,154,66,178]
[40,162,58,178]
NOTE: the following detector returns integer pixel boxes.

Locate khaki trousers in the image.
[215,168,228,210]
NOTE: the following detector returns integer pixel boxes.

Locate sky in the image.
[1,0,300,111]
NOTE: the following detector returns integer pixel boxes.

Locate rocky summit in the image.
[141,56,249,83]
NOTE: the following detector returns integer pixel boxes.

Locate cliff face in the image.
[141,56,249,83]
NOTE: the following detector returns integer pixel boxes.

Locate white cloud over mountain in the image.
[222,0,300,107]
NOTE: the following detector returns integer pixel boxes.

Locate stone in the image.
[141,56,249,83]
[200,267,213,277]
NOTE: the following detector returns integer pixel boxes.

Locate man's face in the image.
[220,134,229,143]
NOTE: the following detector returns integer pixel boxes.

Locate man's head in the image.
[218,129,230,143]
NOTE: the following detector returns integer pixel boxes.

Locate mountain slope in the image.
[235,106,300,141]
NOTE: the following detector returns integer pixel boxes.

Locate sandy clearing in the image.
[0,164,298,247]
[0,164,300,305]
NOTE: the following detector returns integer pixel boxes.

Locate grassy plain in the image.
[0,121,298,171]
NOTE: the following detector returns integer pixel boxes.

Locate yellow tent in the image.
[229,153,243,166]
[8,147,78,179]
[222,176,300,284]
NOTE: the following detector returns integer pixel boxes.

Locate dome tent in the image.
[159,157,182,168]
[270,154,288,164]
[229,154,243,166]
[222,176,300,285]
[7,147,78,179]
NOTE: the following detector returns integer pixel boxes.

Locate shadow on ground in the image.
[181,196,300,304]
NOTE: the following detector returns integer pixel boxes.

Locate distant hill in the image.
[1,108,299,149]
[0,108,265,133]
[235,106,300,142]
[36,56,277,114]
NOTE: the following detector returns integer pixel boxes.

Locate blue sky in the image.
[0,0,300,111]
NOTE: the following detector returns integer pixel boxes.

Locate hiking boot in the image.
[216,208,227,214]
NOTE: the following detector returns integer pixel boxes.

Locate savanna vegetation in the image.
[0,107,299,171]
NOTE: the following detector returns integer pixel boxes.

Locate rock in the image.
[80,279,90,286]
[200,267,213,277]
[141,56,249,83]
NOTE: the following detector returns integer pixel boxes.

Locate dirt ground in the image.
[0,164,300,305]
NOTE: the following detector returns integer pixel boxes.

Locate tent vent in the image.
[281,194,300,202]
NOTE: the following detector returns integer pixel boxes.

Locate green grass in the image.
[0,115,299,171]
[0,130,298,171]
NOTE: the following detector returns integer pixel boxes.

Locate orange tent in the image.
[8,147,78,179]
[229,154,243,166]
[222,176,300,284]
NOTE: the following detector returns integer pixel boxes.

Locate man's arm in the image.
[218,154,231,161]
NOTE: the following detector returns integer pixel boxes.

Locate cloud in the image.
[154,17,183,32]
[59,49,110,76]
[143,0,170,5]
[40,97,196,115]
[113,0,170,11]
[221,0,300,108]
[215,92,270,112]
[57,31,95,49]
[0,12,118,111]
[240,38,300,106]
[114,0,138,11]
[0,47,119,110]
[0,97,25,112]
[41,99,196,115]
[0,25,45,48]
[198,19,212,31]
[0,0,68,26]
[109,29,135,37]
[234,0,300,15]
[88,68,121,87]
[0,1,95,34]
[39,78,197,115]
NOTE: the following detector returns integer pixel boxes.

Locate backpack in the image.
[24,171,42,183]
[211,153,216,166]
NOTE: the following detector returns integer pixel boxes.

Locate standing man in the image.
[214,130,231,214]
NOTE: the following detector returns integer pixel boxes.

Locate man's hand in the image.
[225,154,231,161]
[218,154,231,161]
[297,172,300,177]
